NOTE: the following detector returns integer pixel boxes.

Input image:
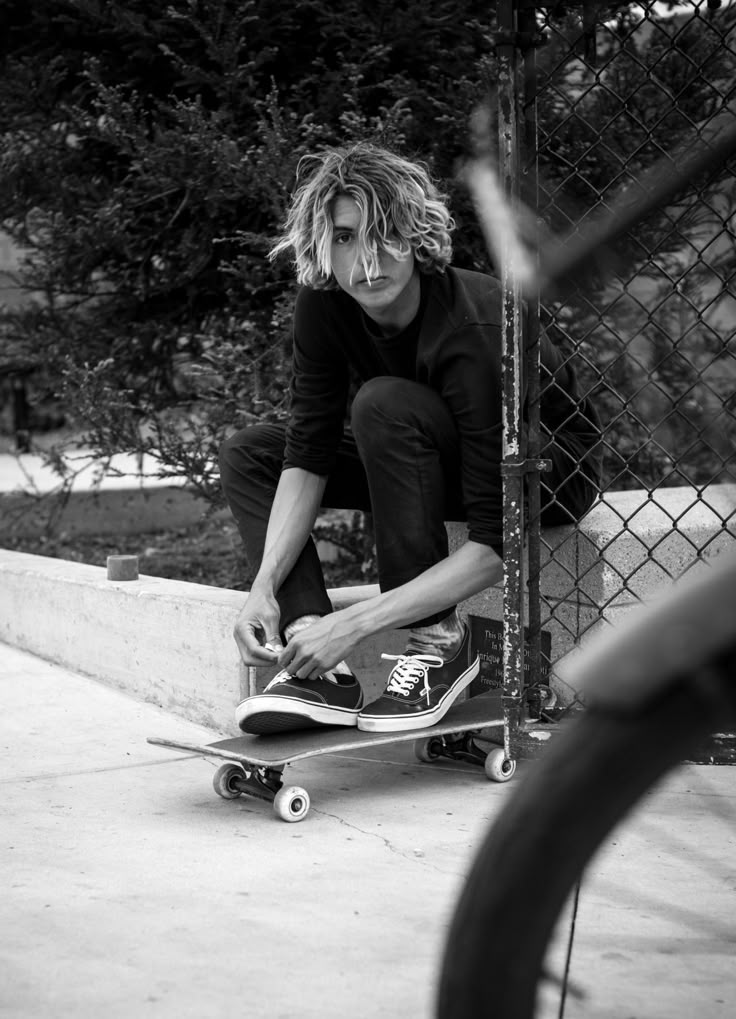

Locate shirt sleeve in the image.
[432,322,505,553]
[283,288,350,476]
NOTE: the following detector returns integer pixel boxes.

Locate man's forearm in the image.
[341,540,503,640]
[253,467,328,594]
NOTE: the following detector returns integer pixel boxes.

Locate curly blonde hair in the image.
[269,142,454,289]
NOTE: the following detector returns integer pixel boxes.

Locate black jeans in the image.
[219,377,468,632]
[218,377,599,634]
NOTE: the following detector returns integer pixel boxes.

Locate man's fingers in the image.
[236,641,279,666]
[278,639,325,679]
[235,621,280,665]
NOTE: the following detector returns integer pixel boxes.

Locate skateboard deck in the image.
[148,696,509,822]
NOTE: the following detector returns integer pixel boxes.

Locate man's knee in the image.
[218,423,285,489]
[351,377,438,434]
[351,378,455,455]
[218,427,253,478]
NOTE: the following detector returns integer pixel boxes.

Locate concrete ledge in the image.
[448,483,736,689]
[0,550,402,733]
[4,483,734,720]
[0,551,246,731]
[568,485,736,606]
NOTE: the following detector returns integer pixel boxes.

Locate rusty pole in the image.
[496,0,527,756]
[519,0,546,714]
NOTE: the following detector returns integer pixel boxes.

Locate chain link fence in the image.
[496,0,736,728]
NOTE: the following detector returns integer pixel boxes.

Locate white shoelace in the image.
[381,653,444,704]
[264,669,293,692]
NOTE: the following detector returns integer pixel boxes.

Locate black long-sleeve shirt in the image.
[284,265,596,550]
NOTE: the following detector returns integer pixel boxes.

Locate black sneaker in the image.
[236,668,364,734]
[357,624,479,732]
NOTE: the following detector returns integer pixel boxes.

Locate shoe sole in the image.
[240,711,335,735]
[236,695,361,734]
[356,658,480,733]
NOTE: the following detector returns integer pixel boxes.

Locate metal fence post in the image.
[496,0,527,758]
[519,0,547,718]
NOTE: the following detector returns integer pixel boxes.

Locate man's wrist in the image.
[250,574,276,599]
[339,600,379,643]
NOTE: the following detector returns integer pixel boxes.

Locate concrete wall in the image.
[447,483,736,699]
[0,550,402,734]
[3,480,735,724]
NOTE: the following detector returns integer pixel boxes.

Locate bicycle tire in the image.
[436,657,736,1019]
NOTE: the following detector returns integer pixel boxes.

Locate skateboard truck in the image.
[212,763,310,822]
[414,730,514,781]
[524,682,560,722]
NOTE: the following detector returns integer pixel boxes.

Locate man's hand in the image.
[277,611,361,679]
[233,587,284,666]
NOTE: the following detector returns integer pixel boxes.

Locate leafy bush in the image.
[0,0,496,503]
[1,0,734,511]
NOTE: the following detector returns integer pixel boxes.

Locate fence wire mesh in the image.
[501,0,736,718]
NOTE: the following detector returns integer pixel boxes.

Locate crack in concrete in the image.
[312,807,453,873]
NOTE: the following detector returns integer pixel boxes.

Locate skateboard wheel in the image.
[414,737,444,763]
[484,748,516,783]
[273,785,310,822]
[213,763,245,799]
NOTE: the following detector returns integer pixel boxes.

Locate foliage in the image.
[535,1,736,488]
[0,0,497,505]
[0,0,735,515]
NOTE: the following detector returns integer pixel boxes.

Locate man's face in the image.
[329,194,418,326]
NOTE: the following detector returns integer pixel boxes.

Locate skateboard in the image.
[147,697,511,822]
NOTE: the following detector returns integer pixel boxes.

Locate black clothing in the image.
[219,266,601,630]
[284,267,600,552]
[219,379,471,630]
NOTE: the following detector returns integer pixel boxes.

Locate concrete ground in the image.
[3,642,735,1019]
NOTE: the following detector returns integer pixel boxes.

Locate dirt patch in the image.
[2,514,371,590]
